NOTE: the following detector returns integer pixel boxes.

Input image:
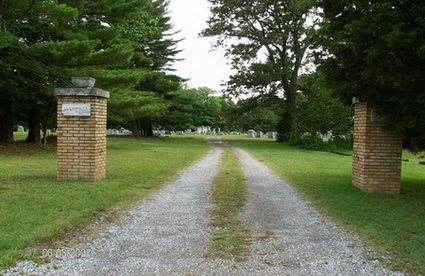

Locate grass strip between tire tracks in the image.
[209,147,250,260]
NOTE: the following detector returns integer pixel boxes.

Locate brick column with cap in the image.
[352,102,402,194]
[54,77,109,181]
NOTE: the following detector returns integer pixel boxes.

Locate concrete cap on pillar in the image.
[72,77,96,88]
[54,77,110,99]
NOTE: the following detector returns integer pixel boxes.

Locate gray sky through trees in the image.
[168,0,231,92]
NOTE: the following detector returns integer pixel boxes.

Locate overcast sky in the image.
[168,0,231,92]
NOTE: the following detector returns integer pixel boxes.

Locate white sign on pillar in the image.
[62,103,91,116]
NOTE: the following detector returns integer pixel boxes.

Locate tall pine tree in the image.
[0,0,182,142]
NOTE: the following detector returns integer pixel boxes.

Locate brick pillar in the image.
[54,78,109,181]
[352,102,402,194]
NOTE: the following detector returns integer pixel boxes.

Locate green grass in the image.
[12,132,56,142]
[227,137,425,274]
[210,147,250,260]
[0,136,208,268]
[12,132,28,141]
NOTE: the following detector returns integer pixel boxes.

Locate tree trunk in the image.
[276,110,292,142]
[41,105,53,145]
[0,96,14,144]
[278,81,297,142]
[141,118,153,137]
[132,119,141,137]
[26,108,41,143]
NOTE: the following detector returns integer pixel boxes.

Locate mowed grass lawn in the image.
[228,137,425,275]
[0,135,208,267]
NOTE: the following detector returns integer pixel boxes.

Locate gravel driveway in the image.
[2,145,403,275]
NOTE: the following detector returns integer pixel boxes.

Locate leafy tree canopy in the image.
[162,87,223,130]
[202,0,320,114]
[290,71,353,147]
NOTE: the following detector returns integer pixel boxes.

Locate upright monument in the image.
[352,101,402,194]
[55,77,109,181]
